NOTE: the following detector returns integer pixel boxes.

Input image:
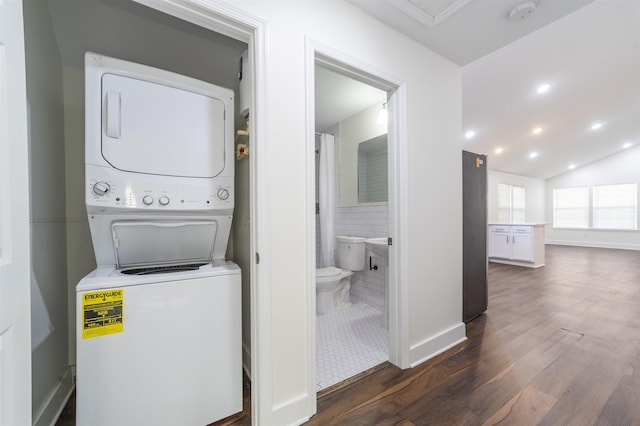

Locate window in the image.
[593,183,637,230]
[512,185,525,223]
[498,183,525,223]
[553,187,589,228]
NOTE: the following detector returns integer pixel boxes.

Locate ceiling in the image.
[315,66,386,132]
[348,0,640,180]
[49,0,639,180]
[349,0,594,66]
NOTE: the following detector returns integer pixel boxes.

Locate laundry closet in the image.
[22,1,251,424]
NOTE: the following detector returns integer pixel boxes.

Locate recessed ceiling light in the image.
[536,83,550,94]
[529,152,538,159]
[494,147,504,154]
[532,127,543,135]
[590,122,603,131]
[623,142,632,149]
[568,164,576,170]
[465,130,476,139]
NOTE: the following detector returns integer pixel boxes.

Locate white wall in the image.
[233,2,463,424]
[23,1,73,423]
[488,169,546,223]
[31,1,464,424]
[545,146,640,250]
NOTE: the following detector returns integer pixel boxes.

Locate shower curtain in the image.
[318,133,335,268]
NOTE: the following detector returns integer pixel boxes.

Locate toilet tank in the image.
[336,236,366,271]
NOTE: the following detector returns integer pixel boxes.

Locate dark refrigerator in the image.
[462,150,488,322]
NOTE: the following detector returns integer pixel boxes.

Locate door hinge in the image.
[255,252,260,264]
[388,237,392,246]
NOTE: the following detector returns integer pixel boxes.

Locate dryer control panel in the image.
[86,165,233,213]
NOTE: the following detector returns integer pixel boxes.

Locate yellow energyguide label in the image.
[82,289,124,339]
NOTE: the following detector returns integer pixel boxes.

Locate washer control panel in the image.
[86,166,233,212]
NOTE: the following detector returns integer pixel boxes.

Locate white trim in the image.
[248,24,271,426]
[270,392,311,426]
[409,323,467,368]
[489,258,545,268]
[387,82,410,369]
[130,1,270,424]
[545,240,640,251]
[32,368,74,426]
[304,37,318,418]
[306,38,411,383]
[385,0,473,28]
[132,0,257,42]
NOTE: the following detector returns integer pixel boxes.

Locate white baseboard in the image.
[409,322,467,368]
[546,240,640,251]
[33,366,75,426]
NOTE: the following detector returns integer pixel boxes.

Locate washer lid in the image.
[111,220,217,269]
[316,266,343,278]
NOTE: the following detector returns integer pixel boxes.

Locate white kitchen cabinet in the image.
[488,224,545,268]
[488,226,511,259]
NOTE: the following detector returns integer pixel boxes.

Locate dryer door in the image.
[101,74,226,178]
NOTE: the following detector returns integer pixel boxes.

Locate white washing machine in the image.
[76,53,241,426]
[76,261,241,426]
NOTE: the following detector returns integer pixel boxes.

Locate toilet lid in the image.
[317,267,342,278]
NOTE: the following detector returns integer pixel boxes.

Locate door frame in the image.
[0,0,33,424]
[305,38,410,407]
[131,0,267,423]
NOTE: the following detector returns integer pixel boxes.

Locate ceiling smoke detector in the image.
[509,0,538,21]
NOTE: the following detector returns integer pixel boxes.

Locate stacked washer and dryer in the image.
[76,53,242,426]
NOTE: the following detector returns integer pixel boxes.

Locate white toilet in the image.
[316,236,366,314]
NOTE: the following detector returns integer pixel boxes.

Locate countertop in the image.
[488,223,547,227]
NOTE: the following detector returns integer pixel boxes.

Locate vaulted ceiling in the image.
[350,0,640,180]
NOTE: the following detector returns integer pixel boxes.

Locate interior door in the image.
[0,0,33,424]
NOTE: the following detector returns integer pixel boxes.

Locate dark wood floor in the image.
[58,245,640,425]
[307,245,640,425]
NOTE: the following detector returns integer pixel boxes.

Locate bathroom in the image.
[314,64,391,391]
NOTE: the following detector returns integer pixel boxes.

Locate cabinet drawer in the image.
[489,226,509,233]
[511,226,532,234]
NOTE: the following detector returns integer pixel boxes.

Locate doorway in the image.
[21,1,264,424]
[309,46,407,393]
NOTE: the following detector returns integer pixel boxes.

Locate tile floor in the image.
[316,302,389,391]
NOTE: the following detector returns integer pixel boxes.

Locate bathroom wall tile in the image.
[315,133,389,309]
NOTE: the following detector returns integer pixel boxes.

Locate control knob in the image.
[92,182,111,196]
[142,195,154,206]
[158,196,170,206]
[217,188,230,200]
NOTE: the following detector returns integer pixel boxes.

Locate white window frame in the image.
[498,183,525,223]
[553,186,590,229]
[592,183,638,230]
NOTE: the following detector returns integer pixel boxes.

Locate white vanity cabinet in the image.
[488,224,545,268]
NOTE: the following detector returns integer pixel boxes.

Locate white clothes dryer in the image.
[76,53,242,426]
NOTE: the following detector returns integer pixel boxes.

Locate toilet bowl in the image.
[316,236,365,315]
[316,267,353,314]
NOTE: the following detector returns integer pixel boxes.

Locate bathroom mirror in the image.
[339,101,388,207]
[358,134,388,203]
